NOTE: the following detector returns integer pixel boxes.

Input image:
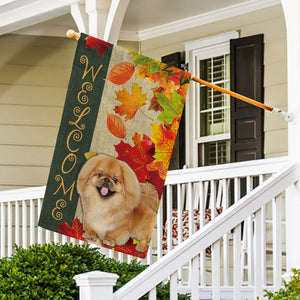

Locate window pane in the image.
[198,140,230,167]
[199,54,230,138]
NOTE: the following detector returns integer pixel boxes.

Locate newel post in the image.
[74,271,119,300]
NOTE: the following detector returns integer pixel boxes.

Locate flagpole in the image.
[191,76,292,122]
[66,29,293,122]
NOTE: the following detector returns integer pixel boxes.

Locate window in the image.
[185,31,239,167]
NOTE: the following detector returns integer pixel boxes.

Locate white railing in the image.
[111,161,297,300]
[0,156,292,299]
[0,186,83,258]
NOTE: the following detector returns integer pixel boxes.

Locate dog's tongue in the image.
[100,186,109,196]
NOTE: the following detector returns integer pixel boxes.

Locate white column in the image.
[281,0,300,272]
[74,271,119,300]
[85,0,110,39]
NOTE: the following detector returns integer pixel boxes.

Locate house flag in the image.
[38,33,191,258]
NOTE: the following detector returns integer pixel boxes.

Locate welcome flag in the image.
[38,33,191,258]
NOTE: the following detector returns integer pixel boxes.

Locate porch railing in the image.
[0,156,292,299]
[109,161,297,299]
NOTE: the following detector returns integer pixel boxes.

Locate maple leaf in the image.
[156,91,184,124]
[148,170,165,199]
[168,69,185,85]
[147,160,167,180]
[58,217,87,241]
[107,112,127,139]
[129,50,152,65]
[100,238,149,258]
[180,71,192,85]
[114,83,147,121]
[148,94,163,112]
[150,120,179,169]
[85,36,112,56]
[115,132,155,183]
[135,63,151,81]
[106,62,135,85]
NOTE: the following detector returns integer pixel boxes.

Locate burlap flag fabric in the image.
[38,33,191,258]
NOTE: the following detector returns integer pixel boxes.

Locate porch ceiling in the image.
[0,0,281,41]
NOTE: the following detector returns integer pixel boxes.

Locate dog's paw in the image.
[83,231,98,241]
[135,241,148,253]
[103,239,116,247]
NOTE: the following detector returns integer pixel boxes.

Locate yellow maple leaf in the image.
[114,83,147,121]
[150,119,179,169]
[135,63,151,81]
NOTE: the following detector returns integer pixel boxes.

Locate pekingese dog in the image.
[76,154,159,252]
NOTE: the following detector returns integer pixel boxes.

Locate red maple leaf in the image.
[100,238,149,259]
[148,170,165,199]
[115,133,155,183]
[58,217,87,242]
[85,36,112,56]
[168,70,184,85]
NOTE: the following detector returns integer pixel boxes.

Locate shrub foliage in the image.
[264,268,300,299]
[0,243,190,300]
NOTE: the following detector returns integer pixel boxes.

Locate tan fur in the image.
[77,154,159,252]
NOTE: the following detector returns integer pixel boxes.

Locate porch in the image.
[0,156,295,299]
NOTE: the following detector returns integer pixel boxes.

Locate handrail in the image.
[114,162,298,300]
[165,156,288,184]
[0,186,46,202]
[0,157,287,202]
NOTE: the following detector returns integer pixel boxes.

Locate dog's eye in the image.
[98,173,103,178]
[113,177,118,183]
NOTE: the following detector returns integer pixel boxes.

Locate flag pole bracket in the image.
[271,107,293,122]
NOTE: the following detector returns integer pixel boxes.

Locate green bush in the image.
[0,243,190,300]
[264,268,300,299]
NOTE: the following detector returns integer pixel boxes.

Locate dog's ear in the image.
[120,162,141,208]
[76,158,96,195]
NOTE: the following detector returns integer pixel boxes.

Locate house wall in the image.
[0,4,287,190]
[140,4,288,160]
[0,33,139,190]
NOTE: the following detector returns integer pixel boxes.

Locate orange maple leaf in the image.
[114,83,147,121]
[107,112,127,139]
[106,62,135,85]
[150,119,179,169]
[146,160,167,180]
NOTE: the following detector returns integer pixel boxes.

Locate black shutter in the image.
[161,52,186,169]
[230,34,264,162]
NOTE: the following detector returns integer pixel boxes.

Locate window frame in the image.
[185,31,239,167]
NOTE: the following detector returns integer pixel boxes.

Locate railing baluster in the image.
[1,202,5,258]
[233,224,242,300]
[177,184,183,285]
[191,255,199,300]
[7,201,12,257]
[210,180,216,219]
[170,270,178,300]
[273,194,283,290]
[199,181,206,286]
[22,200,27,248]
[37,198,43,244]
[15,200,20,247]
[222,178,229,286]
[156,201,163,259]
[166,184,173,252]
[254,208,263,299]
[212,240,221,300]
[148,287,156,300]
[187,182,193,233]
[246,176,254,285]
[45,229,51,244]
[30,199,35,245]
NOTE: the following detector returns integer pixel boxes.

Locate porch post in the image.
[281,0,300,272]
[74,271,119,300]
